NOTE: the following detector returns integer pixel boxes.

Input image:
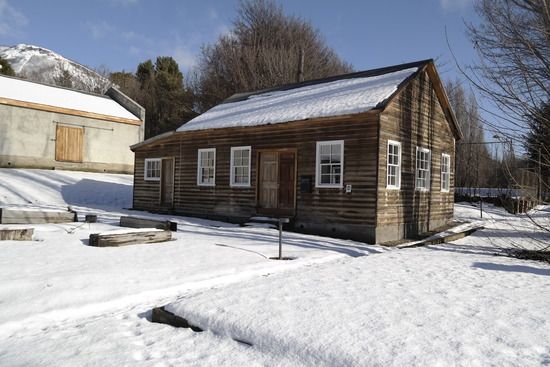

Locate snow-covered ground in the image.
[167,203,550,366]
[0,168,549,366]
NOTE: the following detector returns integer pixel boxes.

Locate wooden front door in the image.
[258,152,278,210]
[278,152,295,210]
[258,151,296,214]
[55,125,83,163]
[160,158,174,207]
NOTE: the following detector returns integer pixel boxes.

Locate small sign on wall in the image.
[300,176,313,193]
[345,184,352,193]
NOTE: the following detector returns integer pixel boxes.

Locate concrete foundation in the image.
[375,218,452,244]
[0,154,133,174]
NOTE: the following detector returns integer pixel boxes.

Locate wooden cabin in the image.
[131,59,461,243]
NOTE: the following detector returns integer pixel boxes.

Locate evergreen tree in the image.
[0,57,15,76]
[525,102,550,198]
[113,57,195,138]
[154,56,194,137]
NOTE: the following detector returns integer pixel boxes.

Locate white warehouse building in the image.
[0,74,144,173]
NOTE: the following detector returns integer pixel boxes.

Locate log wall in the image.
[376,69,455,241]
[133,113,380,241]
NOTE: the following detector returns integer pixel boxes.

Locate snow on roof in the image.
[178,67,418,132]
[0,75,140,121]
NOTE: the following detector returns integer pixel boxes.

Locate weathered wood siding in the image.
[377,69,455,237]
[133,114,380,239]
[133,65,459,243]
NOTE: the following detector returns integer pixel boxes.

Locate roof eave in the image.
[130,130,179,151]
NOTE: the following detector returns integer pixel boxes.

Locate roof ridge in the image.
[0,73,112,100]
[223,59,433,104]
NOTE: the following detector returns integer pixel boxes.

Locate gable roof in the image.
[132,59,461,150]
[177,60,432,133]
[0,74,142,124]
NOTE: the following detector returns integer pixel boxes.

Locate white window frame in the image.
[386,140,401,190]
[315,140,344,188]
[197,148,216,187]
[230,146,252,187]
[441,153,451,192]
[415,147,431,191]
[144,158,161,181]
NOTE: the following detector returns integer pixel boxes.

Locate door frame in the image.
[159,157,176,207]
[255,148,297,216]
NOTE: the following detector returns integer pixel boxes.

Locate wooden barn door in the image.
[160,158,174,207]
[258,151,296,215]
[55,125,83,163]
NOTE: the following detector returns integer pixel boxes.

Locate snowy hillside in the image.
[0,44,111,93]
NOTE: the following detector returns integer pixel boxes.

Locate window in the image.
[144,158,161,181]
[230,146,251,187]
[387,140,401,189]
[415,147,431,190]
[441,153,451,192]
[197,148,216,186]
[316,140,344,188]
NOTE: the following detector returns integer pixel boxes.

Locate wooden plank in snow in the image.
[151,306,203,331]
[0,228,34,241]
[119,216,177,231]
[89,229,172,247]
[0,208,76,224]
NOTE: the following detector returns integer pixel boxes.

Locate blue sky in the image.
[0,0,478,81]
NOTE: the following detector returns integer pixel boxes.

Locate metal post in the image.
[277,217,289,260]
[480,196,483,218]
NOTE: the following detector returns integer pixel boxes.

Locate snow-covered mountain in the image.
[0,44,111,93]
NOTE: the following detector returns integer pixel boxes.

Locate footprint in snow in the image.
[132,350,150,361]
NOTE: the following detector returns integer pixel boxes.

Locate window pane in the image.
[318,142,343,186]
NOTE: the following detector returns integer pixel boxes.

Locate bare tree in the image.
[193,0,352,111]
[452,0,550,258]
[446,79,500,193]
[466,0,549,135]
